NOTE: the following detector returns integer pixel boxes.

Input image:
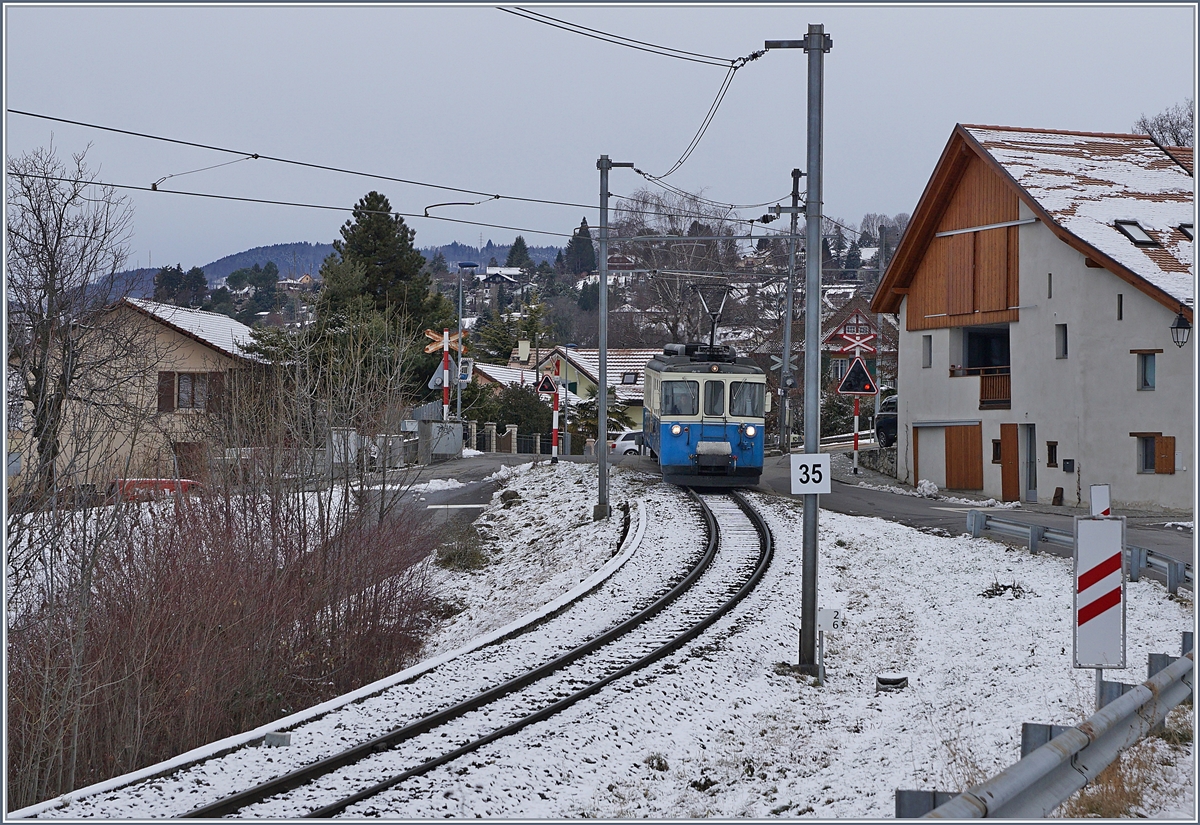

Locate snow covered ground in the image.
[15,460,1194,819]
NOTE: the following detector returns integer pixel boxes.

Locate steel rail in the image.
[306,490,773,817]
[184,492,722,818]
[926,651,1194,818]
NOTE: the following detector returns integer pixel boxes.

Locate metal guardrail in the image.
[924,652,1194,818]
[967,510,1193,593]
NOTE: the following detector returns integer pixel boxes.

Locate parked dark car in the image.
[874,395,898,448]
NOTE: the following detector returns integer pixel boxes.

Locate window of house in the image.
[831,358,849,379]
[1046,441,1058,468]
[964,324,1011,370]
[1178,223,1193,240]
[1137,352,1156,390]
[921,335,932,369]
[703,380,725,417]
[1114,221,1157,247]
[991,439,1002,463]
[1133,432,1176,475]
[1117,293,1123,320]
[1047,272,1053,299]
[621,371,639,385]
[1055,324,1068,359]
[177,372,209,410]
[1137,435,1157,473]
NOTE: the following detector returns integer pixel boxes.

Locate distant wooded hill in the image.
[422,241,562,267]
[108,239,565,298]
[199,242,335,283]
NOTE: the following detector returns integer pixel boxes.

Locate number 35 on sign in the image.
[790,453,831,494]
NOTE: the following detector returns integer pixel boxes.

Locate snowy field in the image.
[14,460,1194,819]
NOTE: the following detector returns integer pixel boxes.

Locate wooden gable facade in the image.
[895,151,1021,331]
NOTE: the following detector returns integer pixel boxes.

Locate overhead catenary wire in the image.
[500,7,733,67]
[9,172,575,240]
[501,7,765,180]
[9,109,784,229]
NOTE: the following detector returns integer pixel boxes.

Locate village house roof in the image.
[472,362,584,406]
[124,298,256,361]
[873,124,1194,318]
[536,347,661,404]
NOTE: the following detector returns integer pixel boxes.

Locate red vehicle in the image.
[109,478,202,501]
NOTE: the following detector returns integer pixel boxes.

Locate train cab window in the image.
[662,380,699,416]
[704,381,725,416]
[730,381,764,417]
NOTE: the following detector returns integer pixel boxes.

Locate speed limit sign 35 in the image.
[790,453,832,495]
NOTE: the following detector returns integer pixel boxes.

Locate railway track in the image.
[27,490,772,820]
[224,491,771,818]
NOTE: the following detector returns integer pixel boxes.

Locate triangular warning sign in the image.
[837,357,878,395]
[536,375,557,394]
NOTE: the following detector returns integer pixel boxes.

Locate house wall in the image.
[1011,205,1193,511]
[898,202,1194,511]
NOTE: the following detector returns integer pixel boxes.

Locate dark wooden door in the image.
[1000,423,1019,502]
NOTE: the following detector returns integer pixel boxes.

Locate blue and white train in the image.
[642,343,769,488]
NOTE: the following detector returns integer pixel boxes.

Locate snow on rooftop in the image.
[965,126,1194,305]
[126,298,256,360]
[472,362,584,405]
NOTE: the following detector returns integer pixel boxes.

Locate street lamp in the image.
[1170,306,1191,348]
[456,262,478,421]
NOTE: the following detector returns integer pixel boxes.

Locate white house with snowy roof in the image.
[872,124,1194,512]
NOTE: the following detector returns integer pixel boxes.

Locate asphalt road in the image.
[375,450,1193,571]
[752,451,1194,568]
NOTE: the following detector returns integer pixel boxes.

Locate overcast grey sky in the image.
[4,3,1195,272]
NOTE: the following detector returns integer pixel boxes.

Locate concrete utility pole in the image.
[774,169,804,453]
[595,154,633,521]
[800,24,832,674]
[768,24,832,675]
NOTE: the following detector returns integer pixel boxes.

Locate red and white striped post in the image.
[851,343,861,475]
[1073,515,1127,711]
[441,328,450,422]
[551,359,561,462]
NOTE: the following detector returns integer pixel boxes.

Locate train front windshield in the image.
[662,380,699,416]
[729,380,765,418]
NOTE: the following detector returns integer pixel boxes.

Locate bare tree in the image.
[610,188,744,344]
[1132,99,1194,147]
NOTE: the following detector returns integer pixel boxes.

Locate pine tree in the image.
[564,218,597,274]
[327,191,447,327]
[505,235,534,270]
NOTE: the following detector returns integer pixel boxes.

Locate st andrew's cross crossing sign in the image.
[836,356,878,396]
[424,328,466,354]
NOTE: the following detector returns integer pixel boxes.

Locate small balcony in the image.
[949,366,1011,410]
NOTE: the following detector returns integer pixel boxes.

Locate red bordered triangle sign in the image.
[836,357,878,395]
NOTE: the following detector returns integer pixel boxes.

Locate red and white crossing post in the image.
[551,360,561,462]
[441,328,450,422]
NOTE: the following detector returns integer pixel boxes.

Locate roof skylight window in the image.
[1114,221,1158,246]
[1179,223,1193,240]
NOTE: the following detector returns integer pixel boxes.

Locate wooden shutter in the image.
[1155,435,1176,475]
[945,423,984,490]
[207,372,225,414]
[946,233,975,317]
[157,372,176,413]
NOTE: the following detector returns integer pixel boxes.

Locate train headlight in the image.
[744,425,757,438]
[670,424,683,436]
